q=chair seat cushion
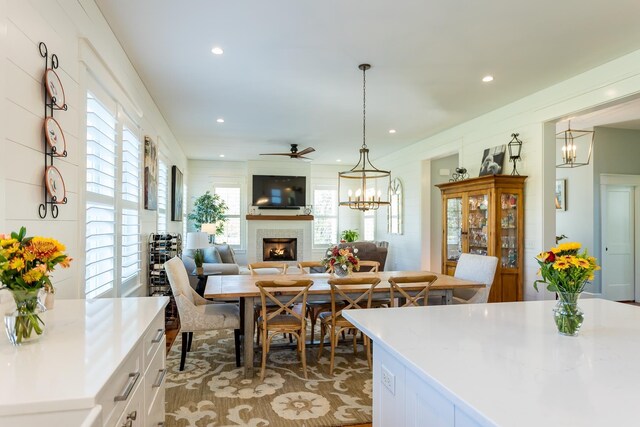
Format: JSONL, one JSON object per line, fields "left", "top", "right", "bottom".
{"left": 258, "top": 314, "right": 303, "bottom": 328}
{"left": 188, "top": 302, "right": 240, "bottom": 331}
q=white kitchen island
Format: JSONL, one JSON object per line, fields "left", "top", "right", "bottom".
{"left": 343, "top": 299, "right": 640, "bottom": 427}
{"left": 0, "top": 297, "right": 168, "bottom": 427}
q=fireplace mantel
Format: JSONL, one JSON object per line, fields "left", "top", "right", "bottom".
{"left": 246, "top": 215, "right": 314, "bottom": 221}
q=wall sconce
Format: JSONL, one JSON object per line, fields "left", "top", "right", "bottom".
{"left": 556, "top": 121, "right": 595, "bottom": 168}
{"left": 508, "top": 133, "right": 523, "bottom": 175}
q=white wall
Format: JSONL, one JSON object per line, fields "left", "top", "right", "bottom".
{"left": 375, "top": 47, "right": 640, "bottom": 300}
{"left": 0, "top": 0, "right": 187, "bottom": 299}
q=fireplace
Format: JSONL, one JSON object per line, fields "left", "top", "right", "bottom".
{"left": 263, "top": 238, "right": 297, "bottom": 261}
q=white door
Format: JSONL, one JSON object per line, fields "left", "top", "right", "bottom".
{"left": 602, "top": 185, "right": 635, "bottom": 301}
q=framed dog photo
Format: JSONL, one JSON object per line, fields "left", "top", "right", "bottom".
{"left": 479, "top": 145, "right": 506, "bottom": 176}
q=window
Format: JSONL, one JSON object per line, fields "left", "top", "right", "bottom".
{"left": 214, "top": 186, "right": 241, "bottom": 246}
{"left": 157, "top": 160, "right": 168, "bottom": 233}
{"left": 314, "top": 187, "right": 338, "bottom": 246}
{"left": 85, "top": 92, "right": 141, "bottom": 298}
{"left": 363, "top": 188, "right": 376, "bottom": 241}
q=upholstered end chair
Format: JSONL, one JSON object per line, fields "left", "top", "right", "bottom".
{"left": 451, "top": 253, "right": 498, "bottom": 304}
{"left": 164, "top": 256, "right": 241, "bottom": 370}
{"left": 338, "top": 241, "right": 388, "bottom": 271}
{"left": 182, "top": 243, "right": 240, "bottom": 275}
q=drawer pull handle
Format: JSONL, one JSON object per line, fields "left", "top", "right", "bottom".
{"left": 151, "top": 328, "right": 165, "bottom": 343}
{"left": 127, "top": 410, "right": 137, "bottom": 421}
{"left": 158, "top": 423, "right": 165, "bottom": 427}
{"left": 152, "top": 368, "right": 168, "bottom": 388}
{"left": 114, "top": 372, "right": 140, "bottom": 402}
{"left": 122, "top": 420, "right": 132, "bottom": 427}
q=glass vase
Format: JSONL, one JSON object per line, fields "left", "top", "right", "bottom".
{"left": 553, "top": 292, "right": 583, "bottom": 336}
{"left": 333, "top": 264, "right": 350, "bottom": 277}
{"left": 4, "top": 288, "right": 46, "bottom": 345}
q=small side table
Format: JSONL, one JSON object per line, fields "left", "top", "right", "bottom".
{"left": 192, "top": 272, "right": 221, "bottom": 296}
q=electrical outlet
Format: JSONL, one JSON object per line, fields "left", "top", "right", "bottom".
{"left": 381, "top": 364, "right": 395, "bottom": 395}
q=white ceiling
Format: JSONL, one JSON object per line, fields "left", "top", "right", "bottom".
{"left": 96, "top": 0, "right": 640, "bottom": 164}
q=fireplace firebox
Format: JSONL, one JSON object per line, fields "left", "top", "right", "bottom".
{"left": 263, "top": 238, "right": 297, "bottom": 261}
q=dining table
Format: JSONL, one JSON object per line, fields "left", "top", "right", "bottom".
{"left": 204, "top": 270, "right": 485, "bottom": 378}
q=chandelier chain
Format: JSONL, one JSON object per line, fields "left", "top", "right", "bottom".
{"left": 362, "top": 65, "right": 366, "bottom": 149}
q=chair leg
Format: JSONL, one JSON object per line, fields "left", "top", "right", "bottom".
{"left": 310, "top": 310, "right": 317, "bottom": 345}
{"left": 187, "top": 332, "right": 193, "bottom": 352}
{"left": 365, "top": 335, "right": 372, "bottom": 369}
{"left": 329, "top": 328, "right": 336, "bottom": 375}
{"left": 234, "top": 329, "right": 241, "bottom": 368}
{"left": 300, "top": 330, "right": 308, "bottom": 379}
{"left": 260, "top": 330, "right": 269, "bottom": 381}
{"left": 352, "top": 331, "right": 357, "bottom": 355}
{"left": 317, "top": 322, "right": 326, "bottom": 360}
{"left": 180, "top": 332, "right": 189, "bottom": 371}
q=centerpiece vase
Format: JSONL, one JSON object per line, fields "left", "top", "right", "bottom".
{"left": 333, "top": 264, "right": 351, "bottom": 277}
{"left": 553, "top": 291, "right": 583, "bottom": 336}
{"left": 4, "top": 288, "right": 46, "bottom": 345}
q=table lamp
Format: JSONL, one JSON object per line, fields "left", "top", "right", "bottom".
{"left": 185, "top": 231, "right": 209, "bottom": 275}
{"left": 200, "top": 223, "right": 217, "bottom": 244}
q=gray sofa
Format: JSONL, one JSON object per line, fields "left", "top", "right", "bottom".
{"left": 182, "top": 244, "right": 240, "bottom": 275}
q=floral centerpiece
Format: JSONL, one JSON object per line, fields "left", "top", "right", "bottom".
{"left": 321, "top": 245, "right": 360, "bottom": 277}
{"left": 534, "top": 241, "right": 599, "bottom": 336}
{"left": 0, "top": 227, "right": 72, "bottom": 344}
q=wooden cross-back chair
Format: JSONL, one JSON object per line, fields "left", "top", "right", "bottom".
{"left": 389, "top": 274, "right": 438, "bottom": 307}
{"left": 317, "top": 276, "right": 381, "bottom": 375}
{"left": 297, "top": 261, "right": 325, "bottom": 274}
{"left": 248, "top": 262, "right": 288, "bottom": 275}
{"left": 256, "top": 279, "right": 314, "bottom": 380}
{"left": 356, "top": 260, "right": 379, "bottom": 272}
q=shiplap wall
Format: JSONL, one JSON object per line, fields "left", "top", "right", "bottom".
{"left": 0, "top": 0, "right": 187, "bottom": 299}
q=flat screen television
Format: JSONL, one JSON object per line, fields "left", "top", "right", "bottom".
{"left": 252, "top": 175, "right": 306, "bottom": 208}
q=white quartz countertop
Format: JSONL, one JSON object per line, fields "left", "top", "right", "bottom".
{"left": 344, "top": 299, "right": 640, "bottom": 427}
{"left": 0, "top": 297, "right": 168, "bottom": 416}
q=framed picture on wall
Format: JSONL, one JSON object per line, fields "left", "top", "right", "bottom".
{"left": 555, "top": 179, "right": 566, "bottom": 211}
{"left": 478, "top": 145, "right": 507, "bottom": 176}
{"left": 144, "top": 136, "right": 158, "bottom": 210}
{"left": 171, "top": 165, "right": 183, "bottom": 221}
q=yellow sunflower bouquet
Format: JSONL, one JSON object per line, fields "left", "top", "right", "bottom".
{"left": 0, "top": 227, "right": 72, "bottom": 344}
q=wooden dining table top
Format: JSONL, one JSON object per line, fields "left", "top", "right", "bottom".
{"left": 203, "top": 270, "right": 484, "bottom": 298}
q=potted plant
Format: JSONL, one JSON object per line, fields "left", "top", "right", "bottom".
{"left": 340, "top": 229, "right": 359, "bottom": 243}
{"left": 187, "top": 191, "right": 229, "bottom": 240}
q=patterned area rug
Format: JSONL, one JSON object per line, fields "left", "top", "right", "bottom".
{"left": 165, "top": 328, "right": 373, "bottom": 426}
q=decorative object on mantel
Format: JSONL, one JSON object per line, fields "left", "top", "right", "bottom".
{"left": 449, "top": 167, "right": 469, "bottom": 182}
{"left": 321, "top": 245, "right": 360, "bottom": 277}
{"left": 507, "top": 133, "right": 523, "bottom": 175}
{"left": 188, "top": 191, "right": 228, "bottom": 240}
{"left": 38, "top": 42, "right": 68, "bottom": 219}
{"left": 556, "top": 121, "right": 595, "bottom": 168}
{"left": 1, "top": 227, "right": 72, "bottom": 345}
{"left": 534, "top": 242, "right": 600, "bottom": 336}
{"left": 338, "top": 64, "right": 391, "bottom": 212}
{"left": 478, "top": 144, "right": 506, "bottom": 176}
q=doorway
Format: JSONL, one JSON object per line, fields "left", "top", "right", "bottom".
{"left": 600, "top": 174, "right": 640, "bottom": 301}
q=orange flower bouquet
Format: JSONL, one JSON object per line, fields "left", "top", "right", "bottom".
{"left": 321, "top": 245, "right": 360, "bottom": 277}
{"left": 0, "top": 227, "right": 72, "bottom": 344}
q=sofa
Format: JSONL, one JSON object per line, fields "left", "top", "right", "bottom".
{"left": 182, "top": 243, "right": 240, "bottom": 275}
{"left": 338, "top": 241, "right": 388, "bottom": 271}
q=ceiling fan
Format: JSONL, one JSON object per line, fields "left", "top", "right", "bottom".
{"left": 260, "top": 144, "right": 315, "bottom": 160}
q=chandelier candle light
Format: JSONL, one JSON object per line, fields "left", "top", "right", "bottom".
{"left": 556, "top": 121, "right": 595, "bottom": 168}
{"left": 338, "top": 64, "right": 391, "bottom": 212}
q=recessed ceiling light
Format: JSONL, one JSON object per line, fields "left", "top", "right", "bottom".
{"left": 219, "top": 154, "right": 225, "bottom": 158}
{"left": 336, "top": 159, "right": 342, "bottom": 162}
{"left": 389, "top": 129, "right": 396, "bottom": 134}
{"left": 482, "top": 75, "right": 494, "bottom": 83}
{"left": 216, "top": 118, "right": 224, "bottom": 123}
{"left": 211, "top": 47, "right": 224, "bottom": 55}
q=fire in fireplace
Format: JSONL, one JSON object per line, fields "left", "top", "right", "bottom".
{"left": 263, "top": 238, "right": 297, "bottom": 261}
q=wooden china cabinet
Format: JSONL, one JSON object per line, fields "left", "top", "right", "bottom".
{"left": 436, "top": 175, "right": 527, "bottom": 302}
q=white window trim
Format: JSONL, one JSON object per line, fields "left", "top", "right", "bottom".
{"left": 212, "top": 179, "right": 246, "bottom": 249}
{"left": 313, "top": 183, "right": 339, "bottom": 248}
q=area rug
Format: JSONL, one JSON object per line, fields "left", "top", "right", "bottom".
{"left": 165, "top": 328, "right": 373, "bottom": 426}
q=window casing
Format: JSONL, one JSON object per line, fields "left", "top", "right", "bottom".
{"left": 213, "top": 186, "right": 241, "bottom": 246}
{"left": 85, "top": 91, "right": 141, "bottom": 298}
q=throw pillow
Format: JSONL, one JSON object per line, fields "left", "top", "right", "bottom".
{"left": 215, "top": 244, "right": 237, "bottom": 264}
{"left": 202, "top": 246, "right": 222, "bottom": 264}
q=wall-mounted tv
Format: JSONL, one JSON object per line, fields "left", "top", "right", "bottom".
{"left": 252, "top": 175, "right": 306, "bottom": 208}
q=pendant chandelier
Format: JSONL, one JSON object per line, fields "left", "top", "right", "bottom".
{"left": 556, "top": 121, "right": 595, "bottom": 168}
{"left": 338, "top": 64, "right": 391, "bottom": 211}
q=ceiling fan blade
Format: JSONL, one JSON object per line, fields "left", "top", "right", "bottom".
{"left": 260, "top": 153, "right": 291, "bottom": 156}
{"left": 297, "top": 156, "right": 313, "bottom": 160}
{"left": 297, "top": 147, "right": 315, "bottom": 156}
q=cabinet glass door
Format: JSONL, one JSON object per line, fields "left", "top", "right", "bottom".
{"left": 467, "top": 194, "right": 488, "bottom": 256}
{"left": 445, "top": 197, "right": 463, "bottom": 261}
{"left": 500, "top": 193, "right": 518, "bottom": 268}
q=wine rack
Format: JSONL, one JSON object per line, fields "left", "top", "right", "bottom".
{"left": 148, "top": 233, "right": 182, "bottom": 324}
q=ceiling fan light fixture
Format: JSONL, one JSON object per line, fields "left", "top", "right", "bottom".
{"left": 338, "top": 64, "right": 391, "bottom": 212}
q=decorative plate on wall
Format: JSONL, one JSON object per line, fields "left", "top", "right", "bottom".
{"left": 45, "top": 68, "right": 66, "bottom": 109}
{"left": 43, "top": 117, "right": 66, "bottom": 155}
{"left": 45, "top": 165, "right": 66, "bottom": 203}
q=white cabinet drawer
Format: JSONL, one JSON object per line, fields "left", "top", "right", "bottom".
{"left": 99, "top": 342, "right": 144, "bottom": 427}
{"left": 144, "top": 336, "right": 166, "bottom": 422}
{"left": 143, "top": 313, "right": 165, "bottom": 368}
{"left": 145, "top": 384, "right": 166, "bottom": 427}
{"left": 114, "top": 378, "right": 144, "bottom": 427}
